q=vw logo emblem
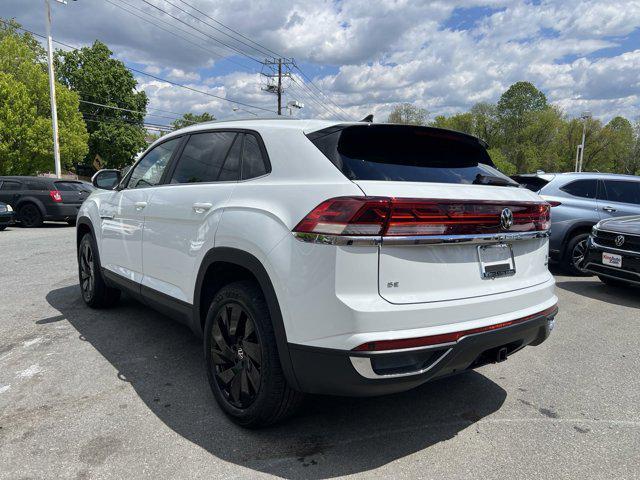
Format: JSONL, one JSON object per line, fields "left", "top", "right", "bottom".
{"left": 615, "top": 235, "right": 625, "bottom": 247}
{"left": 500, "top": 208, "right": 514, "bottom": 230}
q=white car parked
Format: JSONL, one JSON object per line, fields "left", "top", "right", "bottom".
{"left": 78, "top": 118, "right": 558, "bottom": 427}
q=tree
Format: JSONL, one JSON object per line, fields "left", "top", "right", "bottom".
{"left": 387, "top": 103, "right": 429, "bottom": 125}
{"left": 172, "top": 112, "right": 215, "bottom": 130}
{"left": 0, "top": 21, "right": 87, "bottom": 175}
{"left": 55, "top": 41, "right": 148, "bottom": 169}
{"left": 497, "top": 81, "right": 548, "bottom": 131}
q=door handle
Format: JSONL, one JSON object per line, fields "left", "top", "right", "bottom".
{"left": 192, "top": 202, "right": 212, "bottom": 214}
{"left": 135, "top": 201, "right": 148, "bottom": 211}
{"left": 602, "top": 206, "right": 616, "bottom": 213}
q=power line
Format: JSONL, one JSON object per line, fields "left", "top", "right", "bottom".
{"left": 174, "top": 0, "right": 283, "bottom": 59}
{"left": 293, "top": 64, "right": 352, "bottom": 120}
{"left": 78, "top": 99, "right": 195, "bottom": 124}
{"left": 138, "top": 0, "right": 263, "bottom": 65}
{"left": 289, "top": 76, "right": 346, "bottom": 120}
{"left": 105, "top": 0, "right": 254, "bottom": 72}
{"left": 160, "top": 0, "right": 274, "bottom": 59}
{"left": 3, "top": 21, "right": 275, "bottom": 115}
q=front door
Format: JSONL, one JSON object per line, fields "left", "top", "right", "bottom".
{"left": 99, "top": 137, "right": 182, "bottom": 284}
{"left": 598, "top": 179, "right": 640, "bottom": 220}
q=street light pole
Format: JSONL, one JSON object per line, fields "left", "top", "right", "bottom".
{"left": 45, "top": 0, "right": 63, "bottom": 178}
{"left": 577, "top": 111, "right": 591, "bottom": 173}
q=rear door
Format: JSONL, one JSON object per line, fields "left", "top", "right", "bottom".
{"left": 142, "top": 130, "right": 243, "bottom": 303}
{"left": 309, "top": 124, "right": 552, "bottom": 304}
{"left": 599, "top": 179, "right": 640, "bottom": 219}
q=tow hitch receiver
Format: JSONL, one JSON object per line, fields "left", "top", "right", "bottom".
{"left": 496, "top": 347, "right": 508, "bottom": 362}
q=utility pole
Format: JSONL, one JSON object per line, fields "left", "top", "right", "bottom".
{"left": 261, "top": 58, "right": 293, "bottom": 116}
{"left": 45, "top": 0, "right": 62, "bottom": 178}
{"left": 277, "top": 58, "right": 282, "bottom": 115}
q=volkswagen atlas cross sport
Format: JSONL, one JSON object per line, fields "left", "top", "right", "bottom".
{"left": 77, "top": 119, "right": 558, "bottom": 427}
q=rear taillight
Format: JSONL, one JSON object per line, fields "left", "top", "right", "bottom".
{"left": 293, "top": 197, "right": 550, "bottom": 236}
{"left": 49, "top": 190, "right": 62, "bottom": 202}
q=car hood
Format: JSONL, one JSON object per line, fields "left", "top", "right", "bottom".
{"left": 598, "top": 215, "right": 640, "bottom": 235}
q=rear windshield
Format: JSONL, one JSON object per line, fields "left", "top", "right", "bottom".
{"left": 308, "top": 124, "right": 514, "bottom": 185}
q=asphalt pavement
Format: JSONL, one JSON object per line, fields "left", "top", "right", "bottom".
{"left": 1, "top": 224, "right": 639, "bottom": 479}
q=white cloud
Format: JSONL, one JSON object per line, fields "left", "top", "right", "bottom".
{"left": 1, "top": 0, "right": 639, "bottom": 123}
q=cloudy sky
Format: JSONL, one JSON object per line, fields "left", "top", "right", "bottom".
{"left": 2, "top": 0, "right": 640, "bottom": 126}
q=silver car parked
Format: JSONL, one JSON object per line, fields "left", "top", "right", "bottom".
{"left": 512, "top": 172, "right": 640, "bottom": 275}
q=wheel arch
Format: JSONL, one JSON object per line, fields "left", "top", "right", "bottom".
{"left": 561, "top": 221, "right": 595, "bottom": 256}
{"left": 194, "top": 247, "right": 300, "bottom": 390}
{"left": 15, "top": 196, "right": 46, "bottom": 217}
{"left": 76, "top": 216, "right": 96, "bottom": 249}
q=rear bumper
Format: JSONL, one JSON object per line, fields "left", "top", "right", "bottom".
{"left": 44, "top": 204, "right": 80, "bottom": 221}
{"left": 584, "top": 236, "right": 640, "bottom": 285}
{"left": 289, "top": 307, "right": 557, "bottom": 396}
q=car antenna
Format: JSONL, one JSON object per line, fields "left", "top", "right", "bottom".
{"left": 359, "top": 114, "right": 374, "bottom": 123}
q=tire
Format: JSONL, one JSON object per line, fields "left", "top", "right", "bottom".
{"left": 203, "top": 280, "right": 303, "bottom": 428}
{"left": 598, "top": 275, "right": 632, "bottom": 288}
{"left": 78, "top": 233, "right": 121, "bottom": 308}
{"left": 18, "top": 203, "right": 43, "bottom": 228}
{"left": 563, "top": 233, "right": 591, "bottom": 276}
{"left": 0, "top": 225, "right": 6, "bottom": 231}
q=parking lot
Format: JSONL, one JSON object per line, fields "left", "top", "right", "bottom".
{"left": 0, "top": 225, "right": 639, "bottom": 479}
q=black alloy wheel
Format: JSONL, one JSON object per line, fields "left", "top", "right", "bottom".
{"left": 210, "top": 301, "right": 262, "bottom": 408}
{"left": 19, "top": 204, "right": 42, "bottom": 228}
{"left": 570, "top": 238, "right": 588, "bottom": 273}
{"left": 79, "top": 238, "right": 95, "bottom": 303}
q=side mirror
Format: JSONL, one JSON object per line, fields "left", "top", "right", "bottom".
{"left": 91, "top": 169, "right": 121, "bottom": 190}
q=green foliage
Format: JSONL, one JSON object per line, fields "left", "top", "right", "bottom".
{"left": 172, "top": 112, "right": 216, "bottom": 130}
{"left": 55, "top": 41, "right": 148, "bottom": 169}
{"left": 388, "top": 81, "right": 640, "bottom": 176}
{"left": 0, "top": 22, "right": 87, "bottom": 175}
{"left": 387, "top": 103, "right": 429, "bottom": 125}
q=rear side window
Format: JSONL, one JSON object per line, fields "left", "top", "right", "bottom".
{"left": 241, "top": 134, "right": 268, "bottom": 180}
{"left": 308, "top": 125, "right": 510, "bottom": 185}
{"left": 0, "top": 181, "right": 22, "bottom": 191}
{"left": 55, "top": 181, "right": 84, "bottom": 191}
{"left": 603, "top": 180, "right": 640, "bottom": 205}
{"left": 560, "top": 179, "right": 597, "bottom": 199}
{"left": 26, "top": 181, "right": 45, "bottom": 190}
{"left": 170, "top": 132, "right": 238, "bottom": 184}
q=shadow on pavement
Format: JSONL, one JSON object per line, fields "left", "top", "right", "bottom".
{"left": 46, "top": 285, "right": 506, "bottom": 479}
{"left": 555, "top": 278, "right": 640, "bottom": 309}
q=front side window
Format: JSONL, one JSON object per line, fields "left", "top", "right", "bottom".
{"left": 0, "top": 181, "right": 22, "bottom": 191}
{"left": 170, "top": 132, "right": 238, "bottom": 184}
{"left": 603, "top": 180, "right": 640, "bottom": 205}
{"left": 127, "top": 138, "right": 181, "bottom": 189}
{"left": 559, "top": 179, "right": 597, "bottom": 199}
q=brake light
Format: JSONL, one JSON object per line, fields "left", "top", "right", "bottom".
{"left": 352, "top": 304, "right": 558, "bottom": 352}
{"left": 49, "top": 190, "right": 62, "bottom": 202}
{"left": 293, "top": 198, "right": 550, "bottom": 236}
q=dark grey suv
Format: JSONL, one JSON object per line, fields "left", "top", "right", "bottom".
{"left": 512, "top": 172, "right": 640, "bottom": 275}
{"left": 0, "top": 176, "right": 94, "bottom": 227}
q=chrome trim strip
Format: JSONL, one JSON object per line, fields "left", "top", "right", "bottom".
{"left": 292, "top": 232, "right": 381, "bottom": 246}
{"left": 590, "top": 239, "right": 640, "bottom": 257}
{"left": 350, "top": 341, "right": 457, "bottom": 356}
{"left": 349, "top": 348, "right": 452, "bottom": 379}
{"left": 293, "top": 230, "right": 549, "bottom": 246}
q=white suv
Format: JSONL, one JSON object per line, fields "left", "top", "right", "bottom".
{"left": 78, "top": 119, "right": 558, "bottom": 427}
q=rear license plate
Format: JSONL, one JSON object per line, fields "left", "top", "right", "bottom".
{"left": 602, "top": 252, "right": 622, "bottom": 268}
{"left": 478, "top": 244, "right": 516, "bottom": 279}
